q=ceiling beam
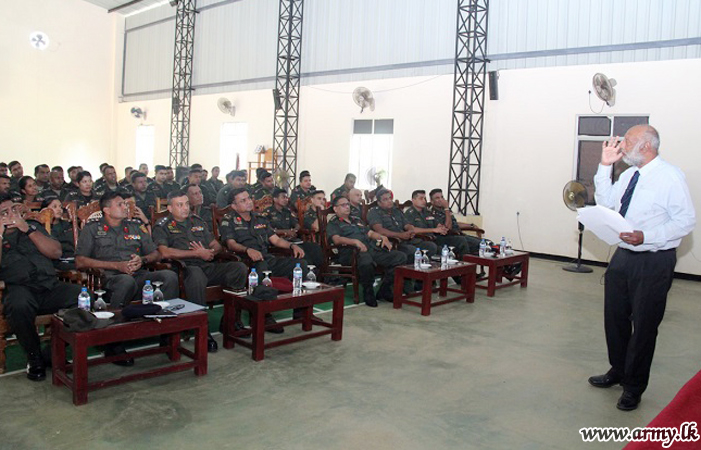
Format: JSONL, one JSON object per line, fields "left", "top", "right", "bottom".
{"left": 107, "top": 0, "right": 147, "bottom": 14}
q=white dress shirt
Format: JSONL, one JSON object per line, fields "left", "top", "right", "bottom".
{"left": 594, "top": 156, "right": 696, "bottom": 252}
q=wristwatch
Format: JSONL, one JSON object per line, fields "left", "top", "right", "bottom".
{"left": 26, "top": 224, "right": 38, "bottom": 235}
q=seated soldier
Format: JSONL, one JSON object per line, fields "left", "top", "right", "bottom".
{"left": 404, "top": 189, "right": 467, "bottom": 256}
{"left": 153, "top": 190, "right": 248, "bottom": 352}
{"left": 43, "top": 196, "right": 76, "bottom": 271}
{"left": 0, "top": 193, "right": 83, "bottom": 381}
{"left": 207, "top": 166, "right": 224, "bottom": 193}
{"left": 41, "top": 169, "right": 71, "bottom": 202}
{"left": 163, "top": 166, "right": 180, "bottom": 196}
{"left": 94, "top": 165, "right": 120, "bottom": 197}
{"left": 75, "top": 191, "right": 179, "bottom": 364}
{"left": 92, "top": 163, "right": 109, "bottom": 193}
{"left": 8, "top": 161, "right": 24, "bottom": 192}
{"left": 147, "top": 165, "right": 170, "bottom": 200}
{"left": 216, "top": 170, "right": 247, "bottom": 209}
{"left": 330, "top": 173, "right": 356, "bottom": 201}
{"left": 130, "top": 172, "right": 157, "bottom": 221}
{"left": 367, "top": 189, "right": 438, "bottom": 263}
{"left": 0, "top": 174, "right": 21, "bottom": 202}
{"left": 18, "top": 176, "right": 40, "bottom": 204}
{"left": 429, "top": 188, "right": 517, "bottom": 279}
{"left": 34, "top": 164, "right": 51, "bottom": 191}
{"left": 428, "top": 188, "right": 481, "bottom": 254}
{"left": 220, "top": 188, "right": 309, "bottom": 333}
{"left": 185, "top": 184, "right": 213, "bottom": 231}
{"left": 348, "top": 188, "right": 364, "bottom": 223}
{"left": 327, "top": 196, "right": 405, "bottom": 307}
{"left": 118, "top": 166, "right": 133, "bottom": 187}
{"left": 65, "top": 171, "right": 96, "bottom": 208}
{"left": 262, "top": 188, "right": 324, "bottom": 269}
{"left": 252, "top": 170, "right": 275, "bottom": 202}
{"left": 289, "top": 170, "right": 316, "bottom": 213}
{"left": 302, "top": 189, "right": 326, "bottom": 233}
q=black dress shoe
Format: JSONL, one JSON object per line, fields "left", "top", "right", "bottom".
{"left": 363, "top": 287, "right": 378, "bottom": 307}
{"left": 26, "top": 352, "right": 46, "bottom": 382}
{"left": 588, "top": 372, "right": 622, "bottom": 388}
{"left": 234, "top": 321, "right": 252, "bottom": 339}
{"left": 377, "top": 284, "right": 394, "bottom": 302}
{"left": 104, "top": 344, "right": 135, "bottom": 367}
{"left": 617, "top": 391, "right": 641, "bottom": 411}
{"left": 265, "top": 314, "right": 284, "bottom": 334}
{"left": 207, "top": 334, "right": 218, "bottom": 353}
{"left": 476, "top": 271, "right": 488, "bottom": 281}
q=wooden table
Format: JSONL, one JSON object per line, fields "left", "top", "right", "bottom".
{"left": 393, "top": 262, "right": 476, "bottom": 316}
{"left": 51, "top": 311, "right": 208, "bottom": 406}
{"left": 222, "top": 284, "right": 344, "bottom": 361}
{"left": 462, "top": 251, "right": 530, "bottom": 297}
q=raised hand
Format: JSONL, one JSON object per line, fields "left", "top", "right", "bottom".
{"left": 601, "top": 136, "right": 623, "bottom": 166}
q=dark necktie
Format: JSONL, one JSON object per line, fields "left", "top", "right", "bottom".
{"left": 619, "top": 171, "right": 640, "bottom": 217}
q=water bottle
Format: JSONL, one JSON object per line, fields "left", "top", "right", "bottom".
{"left": 142, "top": 280, "right": 153, "bottom": 304}
{"left": 248, "top": 268, "right": 259, "bottom": 294}
{"left": 78, "top": 287, "right": 91, "bottom": 311}
{"left": 414, "top": 248, "right": 422, "bottom": 269}
{"left": 293, "top": 263, "right": 303, "bottom": 291}
{"left": 499, "top": 237, "right": 507, "bottom": 258}
{"left": 441, "top": 245, "right": 449, "bottom": 265}
{"left": 479, "top": 239, "right": 487, "bottom": 257}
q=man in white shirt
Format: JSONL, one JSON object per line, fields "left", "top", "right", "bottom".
{"left": 589, "top": 125, "right": 695, "bottom": 411}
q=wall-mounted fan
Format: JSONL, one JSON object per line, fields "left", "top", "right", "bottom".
{"left": 273, "top": 169, "right": 290, "bottom": 189}
{"left": 562, "top": 180, "right": 592, "bottom": 273}
{"left": 130, "top": 107, "right": 146, "bottom": 120}
{"left": 353, "top": 87, "right": 375, "bottom": 113}
{"left": 365, "top": 166, "right": 386, "bottom": 187}
{"left": 217, "top": 98, "right": 236, "bottom": 116}
{"left": 30, "top": 31, "right": 49, "bottom": 50}
{"left": 592, "top": 73, "right": 617, "bottom": 107}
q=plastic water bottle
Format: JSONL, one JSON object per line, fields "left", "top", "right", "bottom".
{"left": 248, "top": 268, "right": 258, "bottom": 294}
{"left": 479, "top": 239, "right": 487, "bottom": 257}
{"left": 293, "top": 263, "right": 303, "bottom": 291}
{"left": 441, "top": 245, "right": 449, "bottom": 265}
{"left": 414, "top": 248, "right": 422, "bottom": 269}
{"left": 499, "top": 237, "right": 507, "bottom": 258}
{"left": 142, "top": 280, "right": 153, "bottom": 304}
{"left": 78, "top": 287, "right": 91, "bottom": 311}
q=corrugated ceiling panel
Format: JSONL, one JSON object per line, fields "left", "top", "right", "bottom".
{"left": 119, "top": 0, "right": 701, "bottom": 99}
{"left": 123, "top": 19, "right": 174, "bottom": 96}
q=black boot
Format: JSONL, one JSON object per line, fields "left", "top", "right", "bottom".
{"left": 377, "top": 283, "right": 394, "bottom": 302}
{"left": 207, "top": 333, "right": 218, "bottom": 353}
{"left": 363, "top": 285, "right": 377, "bottom": 307}
{"left": 265, "top": 314, "right": 284, "bottom": 334}
{"left": 26, "top": 352, "right": 46, "bottom": 382}
{"left": 104, "top": 343, "right": 135, "bottom": 367}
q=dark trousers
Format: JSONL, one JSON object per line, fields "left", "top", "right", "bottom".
{"left": 104, "top": 269, "right": 180, "bottom": 307}
{"left": 604, "top": 248, "right": 676, "bottom": 395}
{"left": 182, "top": 261, "right": 248, "bottom": 305}
{"left": 253, "top": 255, "right": 308, "bottom": 279}
{"left": 397, "top": 240, "right": 438, "bottom": 264}
{"left": 300, "top": 241, "right": 324, "bottom": 269}
{"left": 339, "top": 247, "right": 406, "bottom": 289}
{"left": 2, "top": 282, "right": 83, "bottom": 356}
{"left": 435, "top": 235, "right": 471, "bottom": 257}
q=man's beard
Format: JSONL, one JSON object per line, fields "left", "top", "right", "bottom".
{"left": 622, "top": 141, "right": 645, "bottom": 166}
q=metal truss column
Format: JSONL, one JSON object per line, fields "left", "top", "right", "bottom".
{"left": 272, "top": 0, "right": 304, "bottom": 189}
{"left": 169, "top": 0, "right": 197, "bottom": 169}
{"left": 448, "top": 0, "right": 489, "bottom": 215}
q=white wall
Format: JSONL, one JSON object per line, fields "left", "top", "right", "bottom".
{"left": 0, "top": 0, "right": 117, "bottom": 175}
{"left": 481, "top": 58, "right": 701, "bottom": 275}
{"left": 114, "top": 58, "right": 701, "bottom": 276}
